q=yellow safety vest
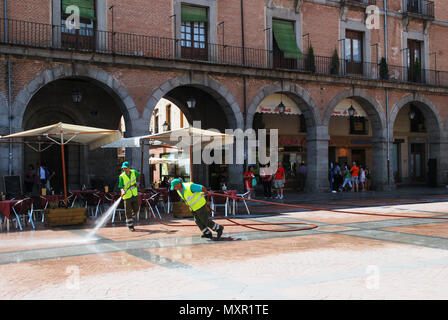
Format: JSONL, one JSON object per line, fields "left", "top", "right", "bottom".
{"left": 177, "top": 182, "right": 206, "bottom": 212}
{"left": 120, "top": 170, "right": 138, "bottom": 200}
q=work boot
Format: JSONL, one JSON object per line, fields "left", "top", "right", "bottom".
{"left": 217, "top": 225, "right": 224, "bottom": 239}
{"left": 201, "top": 231, "right": 213, "bottom": 239}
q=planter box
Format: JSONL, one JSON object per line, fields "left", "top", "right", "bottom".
{"left": 44, "top": 207, "right": 87, "bottom": 227}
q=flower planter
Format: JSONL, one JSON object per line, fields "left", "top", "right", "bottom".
{"left": 44, "top": 207, "right": 87, "bottom": 227}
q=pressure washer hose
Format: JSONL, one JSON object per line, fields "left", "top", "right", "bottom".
{"left": 146, "top": 191, "right": 448, "bottom": 233}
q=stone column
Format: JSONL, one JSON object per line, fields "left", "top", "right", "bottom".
{"left": 429, "top": 137, "right": 448, "bottom": 186}
{"left": 126, "top": 118, "right": 150, "bottom": 189}
{"left": 371, "top": 137, "right": 394, "bottom": 191}
{"left": 305, "top": 126, "right": 330, "bottom": 193}
{"left": 52, "top": 0, "right": 61, "bottom": 48}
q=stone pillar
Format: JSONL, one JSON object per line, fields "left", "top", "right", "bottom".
{"left": 52, "top": 0, "right": 61, "bottom": 48}
{"left": 126, "top": 118, "right": 150, "bottom": 189}
{"left": 371, "top": 137, "right": 394, "bottom": 191}
{"left": 305, "top": 126, "right": 330, "bottom": 193}
{"left": 429, "top": 137, "right": 448, "bottom": 186}
{"left": 96, "top": 0, "right": 107, "bottom": 52}
{"left": 440, "top": 139, "right": 448, "bottom": 186}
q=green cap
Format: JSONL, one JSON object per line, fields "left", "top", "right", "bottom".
{"left": 122, "top": 161, "right": 130, "bottom": 169}
{"left": 170, "top": 178, "right": 182, "bottom": 190}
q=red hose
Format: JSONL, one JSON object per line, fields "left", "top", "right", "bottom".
{"left": 208, "top": 191, "right": 448, "bottom": 221}
{"left": 146, "top": 192, "right": 448, "bottom": 234}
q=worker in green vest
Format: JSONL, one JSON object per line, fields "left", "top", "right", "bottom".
{"left": 119, "top": 161, "right": 140, "bottom": 232}
{"left": 171, "top": 178, "right": 224, "bottom": 239}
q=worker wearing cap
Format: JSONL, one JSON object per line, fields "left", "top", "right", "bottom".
{"left": 118, "top": 161, "right": 140, "bottom": 232}
{"left": 171, "top": 178, "right": 223, "bottom": 239}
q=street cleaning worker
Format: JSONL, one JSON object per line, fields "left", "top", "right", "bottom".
{"left": 171, "top": 178, "right": 224, "bottom": 239}
{"left": 118, "top": 161, "right": 140, "bottom": 232}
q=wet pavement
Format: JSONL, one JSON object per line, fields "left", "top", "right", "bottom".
{"left": 1, "top": 187, "right": 448, "bottom": 300}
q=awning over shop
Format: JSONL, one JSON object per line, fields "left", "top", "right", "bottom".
{"left": 332, "top": 99, "right": 367, "bottom": 117}
{"left": 256, "top": 93, "right": 301, "bottom": 115}
{"left": 0, "top": 122, "right": 121, "bottom": 151}
{"left": 62, "top": 0, "right": 96, "bottom": 20}
{"left": 272, "top": 19, "right": 303, "bottom": 59}
{"left": 181, "top": 5, "right": 208, "bottom": 22}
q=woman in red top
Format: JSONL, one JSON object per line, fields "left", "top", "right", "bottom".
{"left": 243, "top": 166, "right": 256, "bottom": 199}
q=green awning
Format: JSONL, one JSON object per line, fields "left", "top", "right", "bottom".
{"left": 272, "top": 19, "right": 303, "bottom": 59}
{"left": 62, "top": 0, "right": 95, "bottom": 20}
{"left": 181, "top": 5, "right": 208, "bottom": 22}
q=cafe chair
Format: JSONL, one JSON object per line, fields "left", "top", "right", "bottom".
{"left": 234, "top": 190, "right": 251, "bottom": 215}
{"left": 143, "top": 193, "right": 162, "bottom": 221}
{"left": 12, "top": 198, "right": 35, "bottom": 231}
{"left": 210, "top": 191, "right": 230, "bottom": 217}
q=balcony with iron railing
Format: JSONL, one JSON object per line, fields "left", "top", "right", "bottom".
{"left": 403, "top": 0, "right": 434, "bottom": 20}
{"left": 341, "top": 0, "right": 377, "bottom": 7}
{"left": 0, "top": 18, "right": 447, "bottom": 88}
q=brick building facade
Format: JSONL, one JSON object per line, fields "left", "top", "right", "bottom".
{"left": 0, "top": 0, "right": 447, "bottom": 193}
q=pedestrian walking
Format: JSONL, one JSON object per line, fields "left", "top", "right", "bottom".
{"left": 260, "top": 164, "right": 273, "bottom": 199}
{"left": 342, "top": 164, "right": 352, "bottom": 191}
{"left": 360, "top": 166, "right": 366, "bottom": 191}
{"left": 118, "top": 161, "right": 141, "bottom": 232}
{"left": 243, "top": 166, "right": 256, "bottom": 199}
{"left": 334, "top": 163, "right": 342, "bottom": 192}
{"left": 298, "top": 162, "right": 307, "bottom": 191}
{"left": 350, "top": 161, "right": 359, "bottom": 192}
{"left": 171, "top": 178, "right": 224, "bottom": 239}
{"left": 273, "top": 162, "right": 286, "bottom": 199}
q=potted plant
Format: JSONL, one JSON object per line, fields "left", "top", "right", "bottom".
{"left": 305, "top": 44, "right": 316, "bottom": 73}
{"left": 379, "top": 57, "right": 389, "bottom": 80}
{"left": 330, "top": 49, "right": 340, "bottom": 75}
{"left": 413, "top": 58, "right": 422, "bottom": 82}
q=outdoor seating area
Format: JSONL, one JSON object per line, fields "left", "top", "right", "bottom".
{"left": 0, "top": 187, "right": 173, "bottom": 232}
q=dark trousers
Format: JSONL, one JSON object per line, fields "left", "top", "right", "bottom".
{"left": 124, "top": 195, "right": 139, "bottom": 227}
{"left": 262, "top": 180, "right": 272, "bottom": 198}
{"left": 192, "top": 205, "right": 221, "bottom": 235}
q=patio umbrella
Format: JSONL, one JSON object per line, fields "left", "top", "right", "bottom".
{"left": 141, "top": 127, "right": 235, "bottom": 181}
{"left": 149, "top": 157, "right": 178, "bottom": 165}
{"left": 0, "top": 122, "right": 121, "bottom": 206}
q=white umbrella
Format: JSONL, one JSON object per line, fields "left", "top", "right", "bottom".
{"left": 149, "top": 157, "right": 178, "bottom": 165}
{"left": 0, "top": 122, "right": 121, "bottom": 206}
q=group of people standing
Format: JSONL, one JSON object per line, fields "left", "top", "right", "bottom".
{"left": 243, "top": 162, "right": 292, "bottom": 200}
{"left": 330, "top": 161, "right": 371, "bottom": 192}
{"left": 24, "top": 163, "right": 55, "bottom": 194}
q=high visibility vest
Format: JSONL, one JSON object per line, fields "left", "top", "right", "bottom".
{"left": 177, "top": 182, "right": 206, "bottom": 212}
{"left": 120, "top": 170, "right": 138, "bottom": 200}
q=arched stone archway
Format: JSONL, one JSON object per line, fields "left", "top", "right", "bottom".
{"left": 145, "top": 74, "right": 244, "bottom": 189}
{"left": 12, "top": 65, "right": 137, "bottom": 132}
{"left": 8, "top": 65, "right": 142, "bottom": 190}
{"left": 246, "top": 82, "right": 327, "bottom": 192}
{"left": 145, "top": 74, "right": 244, "bottom": 130}
{"left": 324, "top": 89, "right": 390, "bottom": 190}
{"left": 390, "top": 94, "right": 447, "bottom": 186}
{"left": 246, "top": 81, "right": 321, "bottom": 130}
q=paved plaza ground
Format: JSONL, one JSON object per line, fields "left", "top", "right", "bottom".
{"left": 1, "top": 187, "right": 448, "bottom": 300}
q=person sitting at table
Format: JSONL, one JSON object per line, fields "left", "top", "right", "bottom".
{"left": 118, "top": 161, "right": 141, "bottom": 232}
{"left": 159, "top": 176, "right": 170, "bottom": 189}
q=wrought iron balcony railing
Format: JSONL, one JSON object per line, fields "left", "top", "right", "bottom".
{"left": 0, "top": 18, "right": 446, "bottom": 87}
{"left": 404, "top": 0, "right": 434, "bottom": 19}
